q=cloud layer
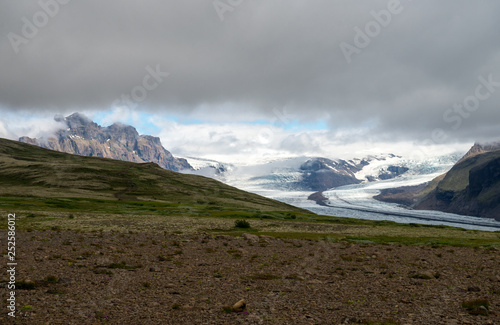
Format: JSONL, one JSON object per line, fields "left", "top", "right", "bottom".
{"left": 1, "top": 0, "right": 500, "bottom": 143}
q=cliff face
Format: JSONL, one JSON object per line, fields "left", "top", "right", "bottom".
{"left": 19, "top": 113, "right": 192, "bottom": 172}
{"left": 415, "top": 148, "right": 500, "bottom": 221}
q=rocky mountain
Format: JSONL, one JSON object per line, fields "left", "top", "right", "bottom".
{"left": 457, "top": 141, "right": 500, "bottom": 163}
{"left": 415, "top": 147, "right": 500, "bottom": 221}
{"left": 19, "top": 113, "right": 192, "bottom": 172}
{"left": 297, "top": 158, "right": 363, "bottom": 191}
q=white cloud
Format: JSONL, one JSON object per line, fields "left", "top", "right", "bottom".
{"left": 0, "top": 119, "right": 12, "bottom": 139}
{"left": 151, "top": 116, "right": 472, "bottom": 164}
{"left": 0, "top": 110, "right": 472, "bottom": 164}
{"left": 1, "top": 1, "right": 500, "bottom": 143}
{"left": 0, "top": 110, "right": 66, "bottom": 141}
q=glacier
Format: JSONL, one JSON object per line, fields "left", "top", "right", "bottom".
{"left": 184, "top": 153, "right": 500, "bottom": 231}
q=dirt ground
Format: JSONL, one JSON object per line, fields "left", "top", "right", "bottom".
{"left": 1, "top": 230, "right": 499, "bottom": 324}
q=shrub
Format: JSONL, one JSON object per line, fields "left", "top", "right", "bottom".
{"left": 234, "top": 220, "right": 250, "bottom": 229}
{"left": 462, "top": 299, "right": 489, "bottom": 316}
{"left": 16, "top": 280, "right": 36, "bottom": 290}
{"left": 107, "top": 261, "right": 142, "bottom": 270}
{"left": 45, "top": 275, "right": 59, "bottom": 283}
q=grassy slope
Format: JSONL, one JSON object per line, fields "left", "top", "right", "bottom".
{"left": 433, "top": 150, "right": 500, "bottom": 194}
{"left": 0, "top": 138, "right": 305, "bottom": 213}
{"left": 1, "top": 138, "right": 499, "bottom": 247}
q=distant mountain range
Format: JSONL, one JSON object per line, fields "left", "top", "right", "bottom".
{"left": 193, "top": 155, "right": 412, "bottom": 193}
{"left": 19, "top": 113, "right": 192, "bottom": 172}
{"left": 289, "top": 155, "right": 409, "bottom": 191}
{"left": 18, "top": 113, "right": 412, "bottom": 192}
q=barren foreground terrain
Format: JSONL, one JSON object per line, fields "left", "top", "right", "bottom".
{"left": 2, "top": 229, "right": 499, "bottom": 324}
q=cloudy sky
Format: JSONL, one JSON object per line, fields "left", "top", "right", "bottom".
{"left": 1, "top": 0, "right": 499, "bottom": 161}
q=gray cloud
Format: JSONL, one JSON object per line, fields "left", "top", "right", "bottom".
{"left": 1, "top": 0, "right": 499, "bottom": 143}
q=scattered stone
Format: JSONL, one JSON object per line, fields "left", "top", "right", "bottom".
{"left": 241, "top": 233, "right": 259, "bottom": 243}
{"left": 468, "top": 286, "right": 481, "bottom": 292}
{"left": 235, "top": 248, "right": 248, "bottom": 256}
{"left": 307, "top": 279, "right": 323, "bottom": 285}
{"left": 409, "top": 271, "right": 435, "bottom": 280}
{"left": 232, "top": 299, "right": 246, "bottom": 312}
{"left": 8, "top": 228, "right": 500, "bottom": 324}
{"left": 246, "top": 314, "right": 263, "bottom": 323}
{"left": 59, "top": 278, "right": 73, "bottom": 285}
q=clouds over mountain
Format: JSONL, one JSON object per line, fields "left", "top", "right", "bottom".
{"left": 1, "top": 0, "right": 500, "bottom": 143}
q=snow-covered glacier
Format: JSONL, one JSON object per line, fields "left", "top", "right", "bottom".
{"left": 184, "top": 153, "right": 500, "bottom": 231}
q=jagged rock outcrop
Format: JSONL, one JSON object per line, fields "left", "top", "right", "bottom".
{"left": 19, "top": 113, "right": 192, "bottom": 172}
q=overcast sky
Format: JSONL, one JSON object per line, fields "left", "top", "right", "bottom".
{"left": 1, "top": 0, "right": 499, "bottom": 160}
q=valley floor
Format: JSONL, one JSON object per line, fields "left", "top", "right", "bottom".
{"left": 2, "top": 229, "right": 499, "bottom": 324}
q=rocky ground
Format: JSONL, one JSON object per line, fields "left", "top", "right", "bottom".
{"left": 1, "top": 229, "right": 499, "bottom": 324}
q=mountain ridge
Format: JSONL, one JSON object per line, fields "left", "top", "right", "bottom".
{"left": 457, "top": 141, "right": 500, "bottom": 163}
{"left": 19, "top": 113, "right": 192, "bottom": 172}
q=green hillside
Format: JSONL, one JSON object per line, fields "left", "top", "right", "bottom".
{"left": 0, "top": 138, "right": 306, "bottom": 214}
{"left": 416, "top": 149, "right": 500, "bottom": 221}
{"left": 437, "top": 150, "right": 500, "bottom": 193}
{"left": 1, "top": 138, "right": 498, "bottom": 247}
